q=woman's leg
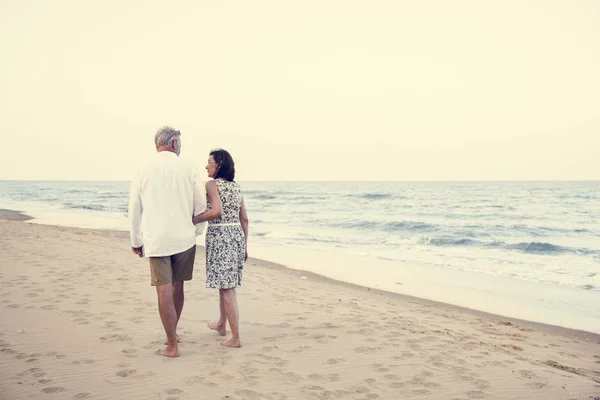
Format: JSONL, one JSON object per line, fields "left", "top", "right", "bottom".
{"left": 221, "top": 288, "right": 241, "bottom": 347}
{"left": 207, "top": 290, "right": 227, "bottom": 336}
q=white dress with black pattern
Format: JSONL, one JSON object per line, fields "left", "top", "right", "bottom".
{"left": 205, "top": 179, "right": 245, "bottom": 289}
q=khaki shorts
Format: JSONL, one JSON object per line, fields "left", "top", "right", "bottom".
{"left": 149, "top": 245, "right": 196, "bottom": 286}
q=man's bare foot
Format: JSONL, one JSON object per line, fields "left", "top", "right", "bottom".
{"left": 164, "top": 334, "right": 181, "bottom": 345}
{"left": 155, "top": 347, "right": 180, "bottom": 357}
{"left": 208, "top": 321, "right": 226, "bottom": 336}
{"left": 220, "top": 338, "right": 241, "bottom": 348}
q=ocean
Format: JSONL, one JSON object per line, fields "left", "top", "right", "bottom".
{"left": 1, "top": 180, "right": 599, "bottom": 332}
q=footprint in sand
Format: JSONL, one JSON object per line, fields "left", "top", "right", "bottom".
{"left": 116, "top": 369, "right": 136, "bottom": 377}
{"left": 100, "top": 334, "right": 131, "bottom": 342}
{"left": 326, "top": 358, "right": 345, "bottom": 365}
{"left": 242, "top": 375, "right": 261, "bottom": 387}
{"left": 71, "top": 359, "right": 95, "bottom": 365}
{"left": 262, "top": 334, "right": 288, "bottom": 342}
{"left": 292, "top": 345, "right": 312, "bottom": 353}
{"left": 73, "top": 392, "right": 91, "bottom": 399}
{"left": 384, "top": 374, "right": 402, "bottom": 382}
{"left": 472, "top": 379, "right": 491, "bottom": 390}
{"left": 165, "top": 388, "right": 183, "bottom": 395}
{"left": 41, "top": 387, "right": 66, "bottom": 393}
{"left": 355, "top": 346, "right": 378, "bottom": 354}
{"left": 208, "top": 371, "right": 235, "bottom": 380}
{"left": 519, "top": 370, "right": 538, "bottom": 379}
{"left": 247, "top": 353, "right": 288, "bottom": 367}
{"left": 121, "top": 348, "right": 138, "bottom": 358}
{"left": 268, "top": 368, "right": 302, "bottom": 383}
{"left": 18, "top": 367, "right": 43, "bottom": 377}
{"left": 467, "top": 390, "right": 486, "bottom": 399}
{"left": 526, "top": 381, "right": 547, "bottom": 389}
{"left": 234, "top": 389, "right": 266, "bottom": 398}
{"left": 349, "top": 386, "right": 371, "bottom": 394}
{"left": 308, "top": 373, "right": 341, "bottom": 382}
{"left": 301, "top": 385, "right": 339, "bottom": 399}
{"left": 185, "top": 375, "right": 218, "bottom": 387}
{"left": 185, "top": 375, "right": 205, "bottom": 385}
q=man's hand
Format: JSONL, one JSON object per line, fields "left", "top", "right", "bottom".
{"left": 132, "top": 246, "right": 144, "bottom": 258}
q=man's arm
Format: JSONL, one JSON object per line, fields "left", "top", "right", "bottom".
{"left": 128, "top": 171, "right": 144, "bottom": 255}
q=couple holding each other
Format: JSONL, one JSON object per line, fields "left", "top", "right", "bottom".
{"left": 128, "top": 126, "right": 249, "bottom": 357}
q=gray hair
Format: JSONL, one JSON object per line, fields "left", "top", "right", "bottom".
{"left": 154, "top": 126, "right": 181, "bottom": 148}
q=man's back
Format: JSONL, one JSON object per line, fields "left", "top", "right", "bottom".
{"left": 129, "top": 151, "right": 205, "bottom": 257}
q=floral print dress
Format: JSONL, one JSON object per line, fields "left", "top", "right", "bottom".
{"left": 205, "top": 179, "right": 245, "bottom": 289}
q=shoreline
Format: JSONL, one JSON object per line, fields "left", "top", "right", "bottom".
{"left": 0, "top": 209, "right": 33, "bottom": 221}
{"left": 3, "top": 209, "right": 598, "bottom": 341}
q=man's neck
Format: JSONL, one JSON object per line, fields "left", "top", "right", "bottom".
{"left": 157, "top": 146, "right": 175, "bottom": 153}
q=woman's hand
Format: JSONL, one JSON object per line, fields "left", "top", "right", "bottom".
{"left": 192, "top": 211, "right": 205, "bottom": 225}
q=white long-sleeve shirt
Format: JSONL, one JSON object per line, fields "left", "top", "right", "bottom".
{"left": 128, "top": 151, "right": 206, "bottom": 257}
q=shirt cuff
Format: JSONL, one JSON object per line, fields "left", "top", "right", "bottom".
{"left": 194, "top": 221, "right": 206, "bottom": 236}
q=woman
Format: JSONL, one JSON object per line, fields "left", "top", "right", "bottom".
{"left": 192, "top": 149, "right": 248, "bottom": 348}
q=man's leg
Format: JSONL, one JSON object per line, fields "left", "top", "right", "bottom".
{"left": 156, "top": 283, "right": 180, "bottom": 357}
{"left": 172, "top": 280, "right": 184, "bottom": 322}
{"left": 208, "top": 290, "right": 227, "bottom": 336}
{"left": 163, "top": 281, "right": 183, "bottom": 345}
{"left": 167, "top": 245, "right": 196, "bottom": 344}
{"left": 150, "top": 256, "right": 180, "bottom": 357}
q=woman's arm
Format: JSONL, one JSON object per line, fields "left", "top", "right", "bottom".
{"left": 239, "top": 197, "right": 249, "bottom": 261}
{"left": 192, "top": 181, "right": 223, "bottom": 224}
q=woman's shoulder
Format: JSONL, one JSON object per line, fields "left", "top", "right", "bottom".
{"left": 219, "top": 179, "right": 240, "bottom": 186}
{"left": 210, "top": 179, "right": 237, "bottom": 189}
{"left": 205, "top": 179, "right": 219, "bottom": 189}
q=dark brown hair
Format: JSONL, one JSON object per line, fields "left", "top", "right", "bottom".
{"left": 210, "top": 149, "right": 235, "bottom": 181}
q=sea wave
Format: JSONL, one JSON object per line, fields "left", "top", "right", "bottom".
{"left": 419, "top": 236, "right": 599, "bottom": 256}
{"left": 63, "top": 203, "right": 127, "bottom": 213}
{"left": 345, "top": 193, "right": 393, "bottom": 200}
{"left": 329, "top": 219, "right": 438, "bottom": 232}
{"left": 580, "top": 284, "right": 599, "bottom": 291}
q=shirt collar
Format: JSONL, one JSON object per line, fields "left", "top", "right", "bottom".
{"left": 157, "top": 150, "right": 177, "bottom": 157}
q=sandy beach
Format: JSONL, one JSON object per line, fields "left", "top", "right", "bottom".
{"left": 0, "top": 217, "right": 599, "bottom": 400}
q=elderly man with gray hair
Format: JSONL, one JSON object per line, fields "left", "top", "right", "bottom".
{"left": 128, "top": 126, "right": 206, "bottom": 357}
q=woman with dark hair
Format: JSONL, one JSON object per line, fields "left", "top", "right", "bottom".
{"left": 192, "top": 149, "right": 248, "bottom": 348}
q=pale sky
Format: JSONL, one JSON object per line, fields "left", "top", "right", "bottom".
{"left": 1, "top": 0, "right": 599, "bottom": 181}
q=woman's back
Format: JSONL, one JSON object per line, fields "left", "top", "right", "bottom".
{"left": 208, "top": 179, "right": 242, "bottom": 224}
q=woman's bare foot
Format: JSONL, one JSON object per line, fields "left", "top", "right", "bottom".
{"left": 208, "top": 321, "right": 226, "bottom": 336}
{"left": 220, "top": 338, "right": 241, "bottom": 348}
{"left": 164, "top": 334, "right": 181, "bottom": 345}
{"left": 155, "top": 347, "right": 180, "bottom": 357}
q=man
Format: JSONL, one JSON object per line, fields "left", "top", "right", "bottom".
{"left": 128, "top": 126, "right": 206, "bottom": 357}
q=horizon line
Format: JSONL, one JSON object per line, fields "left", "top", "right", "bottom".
{"left": 0, "top": 179, "right": 598, "bottom": 183}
